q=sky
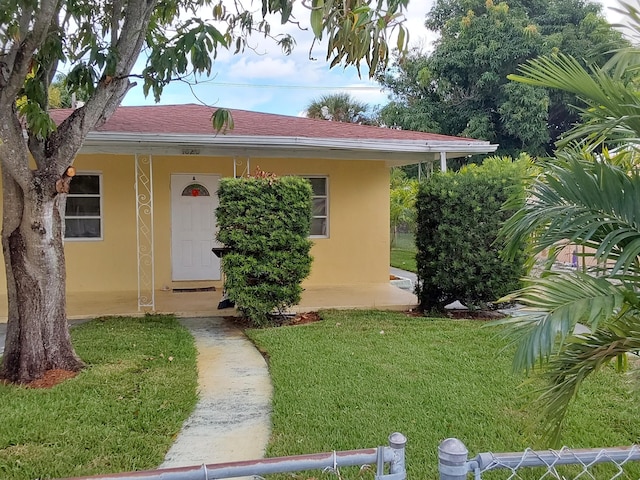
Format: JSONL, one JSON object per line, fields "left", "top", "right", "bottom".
{"left": 120, "top": 0, "right": 627, "bottom": 118}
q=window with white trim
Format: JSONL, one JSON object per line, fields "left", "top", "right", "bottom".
{"left": 304, "top": 176, "right": 328, "bottom": 237}
{"left": 65, "top": 174, "right": 102, "bottom": 239}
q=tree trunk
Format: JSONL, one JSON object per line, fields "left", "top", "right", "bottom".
{"left": 1, "top": 168, "right": 84, "bottom": 383}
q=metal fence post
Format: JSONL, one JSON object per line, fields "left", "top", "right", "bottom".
{"left": 438, "top": 438, "right": 469, "bottom": 480}
{"left": 388, "top": 432, "right": 407, "bottom": 479}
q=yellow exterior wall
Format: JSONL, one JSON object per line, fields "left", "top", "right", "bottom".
{"left": 0, "top": 154, "right": 391, "bottom": 293}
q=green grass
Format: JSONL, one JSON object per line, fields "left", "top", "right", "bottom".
{"left": 391, "top": 233, "right": 417, "bottom": 272}
{"left": 391, "top": 232, "right": 416, "bottom": 251}
{"left": 0, "top": 315, "right": 198, "bottom": 480}
{"left": 390, "top": 249, "right": 417, "bottom": 273}
{"left": 247, "top": 310, "right": 640, "bottom": 479}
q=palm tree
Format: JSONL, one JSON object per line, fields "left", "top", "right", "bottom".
{"left": 305, "top": 93, "right": 371, "bottom": 124}
{"left": 499, "top": 0, "right": 640, "bottom": 444}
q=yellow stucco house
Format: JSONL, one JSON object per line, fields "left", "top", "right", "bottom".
{"left": 1, "top": 104, "right": 496, "bottom": 318}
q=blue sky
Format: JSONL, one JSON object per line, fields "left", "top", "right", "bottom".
{"left": 121, "top": 0, "right": 624, "bottom": 117}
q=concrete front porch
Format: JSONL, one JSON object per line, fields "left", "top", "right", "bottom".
{"left": 0, "top": 284, "right": 417, "bottom": 322}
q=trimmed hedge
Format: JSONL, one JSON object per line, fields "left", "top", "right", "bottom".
{"left": 416, "top": 156, "right": 528, "bottom": 311}
{"left": 216, "top": 176, "right": 313, "bottom": 326}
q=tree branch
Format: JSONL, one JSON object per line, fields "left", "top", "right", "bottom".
{"left": 0, "top": 105, "right": 35, "bottom": 190}
{"left": 0, "top": 0, "right": 59, "bottom": 107}
{"left": 47, "top": 0, "right": 159, "bottom": 174}
{"left": 111, "top": 0, "right": 122, "bottom": 47}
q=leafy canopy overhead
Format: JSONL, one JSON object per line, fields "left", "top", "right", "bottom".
{"left": 376, "top": 0, "right": 626, "bottom": 156}
{"left": 0, "top": 0, "right": 411, "bottom": 140}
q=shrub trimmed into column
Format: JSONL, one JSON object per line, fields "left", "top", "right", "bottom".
{"left": 416, "top": 156, "right": 528, "bottom": 311}
{"left": 217, "top": 175, "right": 313, "bottom": 326}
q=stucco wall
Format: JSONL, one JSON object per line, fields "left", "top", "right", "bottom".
{"left": 0, "top": 154, "right": 390, "bottom": 293}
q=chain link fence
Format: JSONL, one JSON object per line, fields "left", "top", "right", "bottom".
{"left": 58, "top": 433, "right": 406, "bottom": 480}
{"left": 54, "top": 432, "right": 640, "bottom": 480}
{"left": 439, "top": 438, "right": 640, "bottom": 480}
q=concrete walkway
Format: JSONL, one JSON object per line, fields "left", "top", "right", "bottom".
{"left": 160, "top": 317, "right": 272, "bottom": 468}
{"left": 390, "top": 267, "right": 417, "bottom": 286}
{"left": 0, "top": 317, "right": 272, "bottom": 468}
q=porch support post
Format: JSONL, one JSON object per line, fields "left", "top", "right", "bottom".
{"left": 440, "top": 151, "right": 447, "bottom": 172}
{"left": 135, "top": 154, "right": 155, "bottom": 311}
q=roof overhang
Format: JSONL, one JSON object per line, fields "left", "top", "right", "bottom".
{"left": 80, "top": 132, "right": 498, "bottom": 167}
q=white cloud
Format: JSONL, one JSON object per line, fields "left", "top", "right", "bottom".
{"left": 226, "top": 56, "right": 306, "bottom": 80}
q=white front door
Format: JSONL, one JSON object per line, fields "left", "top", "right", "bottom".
{"left": 171, "top": 174, "right": 221, "bottom": 281}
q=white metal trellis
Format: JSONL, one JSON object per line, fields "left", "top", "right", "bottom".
{"left": 135, "top": 154, "right": 155, "bottom": 311}
{"left": 233, "top": 157, "right": 250, "bottom": 178}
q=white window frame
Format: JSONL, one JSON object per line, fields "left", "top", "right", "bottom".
{"left": 303, "top": 176, "right": 329, "bottom": 239}
{"left": 64, "top": 172, "right": 103, "bottom": 241}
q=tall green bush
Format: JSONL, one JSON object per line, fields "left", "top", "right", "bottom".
{"left": 216, "top": 176, "right": 313, "bottom": 326}
{"left": 416, "top": 156, "right": 528, "bottom": 311}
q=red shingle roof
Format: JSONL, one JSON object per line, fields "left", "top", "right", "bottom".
{"left": 50, "top": 104, "right": 480, "bottom": 143}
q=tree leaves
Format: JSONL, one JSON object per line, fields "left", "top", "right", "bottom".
{"left": 509, "top": 52, "right": 640, "bottom": 150}
{"left": 3, "top": 0, "right": 410, "bottom": 143}
{"left": 310, "top": 0, "right": 325, "bottom": 37}
{"left": 501, "top": 156, "right": 640, "bottom": 276}
{"left": 497, "top": 272, "right": 627, "bottom": 371}
{"left": 211, "top": 108, "right": 234, "bottom": 133}
{"left": 377, "top": 0, "right": 626, "bottom": 156}
{"left": 304, "top": 93, "right": 371, "bottom": 123}
{"left": 142, "top": 18, "right": 228, "bottom": 102}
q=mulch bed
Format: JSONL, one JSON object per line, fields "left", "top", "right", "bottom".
{"left": 445, "top": 309, "right": 505, "bottom": 320}
{"left": 226, "top": 311, "right": 323, "bottom": 329}
{"left": 0, "top": 369, "right": 79, "bottom": 389}
{"left": 26, "top": 369, "right": 79, "bottom": 388}
{"left": 228, "top": 309, "right": 505, "bottom": 329}
{"left": 403, "top": 308, "right": 505, "bottom": 320}
{"left": 289, "top": 312, "right": 322, "bottom": 325}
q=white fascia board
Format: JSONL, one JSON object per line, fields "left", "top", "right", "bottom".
{"left": 84, "top": 132, "right": 497, "bottom": 154}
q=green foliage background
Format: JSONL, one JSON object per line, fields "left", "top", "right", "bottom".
{"left": 416, "top": 156, "right": 528, "bottom": 310}
{"left": 377, "top": 0, "right": 626, "bottom": 156}
{"left": 217, "top": 176, "right": 313, "bottom": 325}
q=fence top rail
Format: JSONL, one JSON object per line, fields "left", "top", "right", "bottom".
{"left": 473, "top": 445, "right": 640, "bottom": 472}
{"left": 58, "top": 432, "right": 408, "bottom": 480}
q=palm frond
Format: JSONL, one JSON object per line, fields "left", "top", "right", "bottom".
{"left": 609, "top": 1, "right": 640, "bottom": 48}
{"left": 501, "top": 157, "right": 640, "bottom": 277}
{"left": 500, "top": 0, "right": 640, "bottom": 442}
{"left": 602, "top": 47, "right": 640, "bottom": 81}
{"left": 537, "top": 316, "right": 640, "bottom": 445}
{"left": 497, "top": 272, "right": 628, "bottom": 372}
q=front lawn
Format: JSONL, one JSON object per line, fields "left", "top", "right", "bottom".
{"left": 246, "top": 310, "right": 640, "bottom": 479}
{"left": 0, "top": 315, "right": 198, "bottom": 480}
